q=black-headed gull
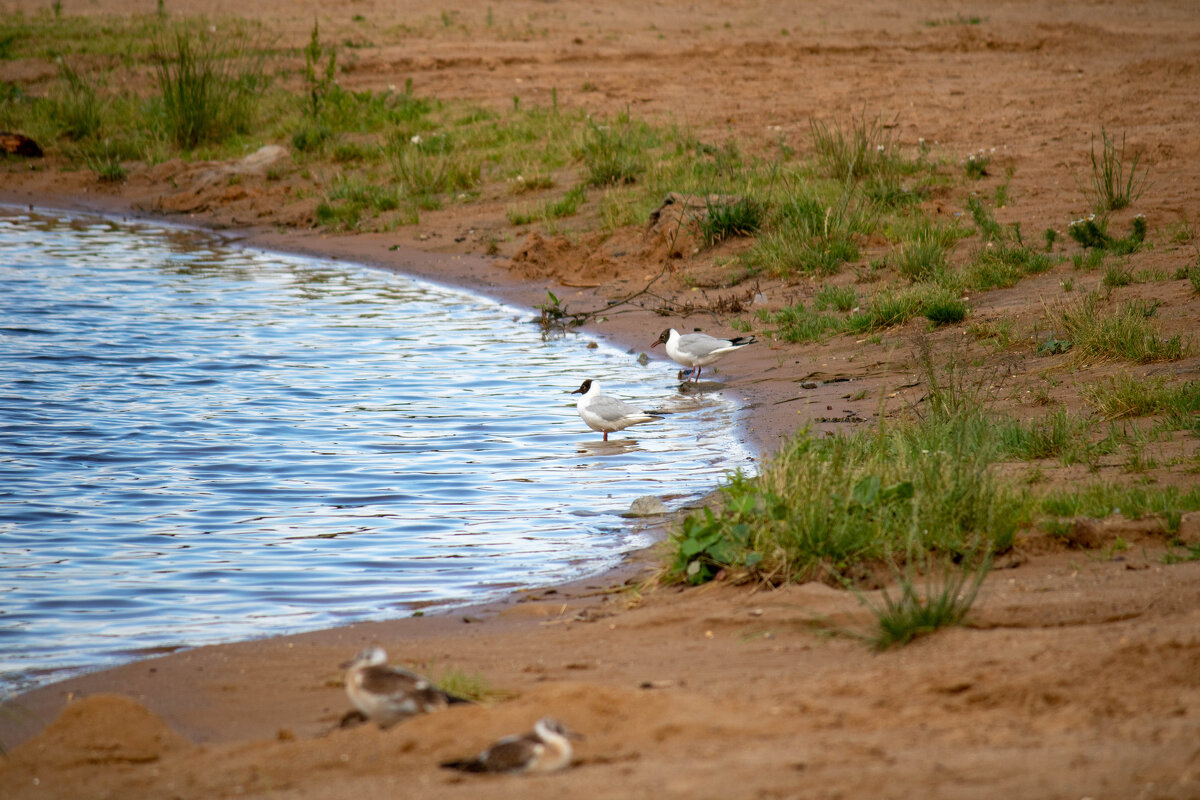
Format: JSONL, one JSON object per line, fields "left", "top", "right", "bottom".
{"left": 341, "top": 645, "right": 469, "bottom": 728}
{"left": 650, "top": 328, "right": 756, "bottom": 382}
{"left": 441, "top": 717, "right": 581, "bottom": 774}
{"left": 571, "top": 379, "right": 662, "bottom": 441}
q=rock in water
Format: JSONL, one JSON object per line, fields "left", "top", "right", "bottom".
{"left": 625, "top": 496, "right": 668, "bottom": 517}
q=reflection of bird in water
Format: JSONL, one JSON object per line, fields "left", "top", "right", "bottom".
{"left": 441, "top": 717, "right": 581, "bottom": 774}
{"left": 651, "top": 328, "right": 756, "bottom": 382}
{"left": 340, "top": 645, "right": 469, "bottom": 728}
{"left": 571, "top": 379, "right": 662, "bottom": 441}
{"left": 576, "top": 437, "right": 640, "bottom": 456}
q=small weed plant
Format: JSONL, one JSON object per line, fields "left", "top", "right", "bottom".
{"left": 302, "top": 21, "right": 337, "bottom": 119}
{"left": 963, "top": 149, "right": 990, "bottom": 180}
{"left": 861, "top": 549, "right": 990, "bottom": 650}
{"left": 1087, "top": 128, "right": 1149, "bottom": 213}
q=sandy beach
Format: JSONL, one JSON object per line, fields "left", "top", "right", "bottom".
{"left": 2, "top": 1, "right": 1199, "bottom": 797}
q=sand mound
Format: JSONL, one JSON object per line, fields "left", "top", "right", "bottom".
{"left": 8, "top": 693, "right": 191, "bottom": 769}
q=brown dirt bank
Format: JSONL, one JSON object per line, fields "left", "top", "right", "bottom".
{"left": 3, "top": 0, "right": 1200, "bottom": 797}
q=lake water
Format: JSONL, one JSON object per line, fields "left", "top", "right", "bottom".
{"left": 0, "top": 209, "right": 752, "bottom": 695}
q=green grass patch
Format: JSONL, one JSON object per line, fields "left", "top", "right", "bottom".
{"left": 814, "top": 283, "right": 858, "bottom": 313}
{"left": 155, "top": 29, "right": 264, "bottom": 149}
{"left": 967, "top": 318, "right": 1014, "bottom": 349}
{"left": 581, "top": 115, "right": 655, "bottom": 186}
{"left": 667, "top": 408, "right": 1028, "bottom": 586}
{"left": 83, "top": 140, "right": 128, "bottom": 182}
{"left": 430, "top": 667, "right": 501, "bottom": 703}
{"left": 996, "top": 408, "right": 1090, "bottom": 464}
{"left": 665, "top": 339, "right": 1198, "bottom": 594}
{"left": 963, "top": 149, "right": 991, "bottom": 180}
{"left": 317, "top": 175, "right": 403, "bottom": 229}
{"left": 810, "top": 114, "right": 891, "bottom": 181}
{"left": 846, "top": 287, "right": 924, "bottom": 333}
{"left": 743, "top": 184, "right": 872, "bottom": 277}
{"left": 1054, "top": 293, "right": 1191, "bottom": 363}
{"left": 388, "top": 132, "right": 481, "bottom": 200}
{"left": 52, "top": 60, "right": 102, "bottom": 141}
{"left": 1082, "top": 374, "right": 1200, "bottom": 429}
{"left": 893, "top": 223, "right": 950, "bottom": 283}
{"left": 1067, "top": 214, "right": 1146, "bottom": 255}
{"left": 1072, "top": 247, "right": 1105, "bottom": 271}
{"left": 1040, "top": 484, "right": 1200, "bottom": 532}
{"left": 760, "top": 302, "right": 845, "bottom": 343}
{"left": 922, "top": 287, "right": 968, "bottom": 326}
{"left": 961, "top": 242, "right": 1053, "bottom": 290}
{"left": 700, "top": 195, "right": 766, "bottom": 246}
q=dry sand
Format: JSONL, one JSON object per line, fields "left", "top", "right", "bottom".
{"left": 1, "top": 1, "right": 1199, "bottom": 797}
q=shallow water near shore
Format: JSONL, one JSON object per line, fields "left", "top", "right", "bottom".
{"left": 0, "top": 209, "right": 751, "bottom": 694}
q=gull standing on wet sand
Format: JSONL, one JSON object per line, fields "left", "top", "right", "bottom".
{"left": 441, "top": 717, "right": 581, "bottom": 774}
{"left": 571, "top": 379, "right": 663, "bottom": 441}
{"left": 341, "top": 645, "right": 469, "bottom": 728}
{"left": 650, "top": 328, "right": 756, "bottom": 382}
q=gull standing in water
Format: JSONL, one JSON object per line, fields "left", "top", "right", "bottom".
{"left": 650, "top": 328, "right": 756, "bottom": 382}
{"left": 441, "top": 717, "right": 581, "bottom": 774}
{"left": 341, "top": 645, "right": 469, "bottom": 728}
{"left": 571, "top": 379, "right": 662, "bottom": 441}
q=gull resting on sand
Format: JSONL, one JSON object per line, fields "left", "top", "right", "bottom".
{"left": 341, "top": 645, "right": 469, "bottom": 728}
{"left": 441, "top": 716, "right": 581, "bottom": 774}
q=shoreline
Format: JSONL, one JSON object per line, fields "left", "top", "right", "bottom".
{"left": 0, "top": 194, "right": 766, "bottom": 744}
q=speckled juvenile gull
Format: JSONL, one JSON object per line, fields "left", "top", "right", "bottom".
{"left": 341, "top": 645, "right": 468, "bottom": 728}
{"left": 441, "top": 717, "right": 581, "bottom": 774}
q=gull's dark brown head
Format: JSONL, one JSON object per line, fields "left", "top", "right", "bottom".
{"left": 570, "top": 379, "right": 593, "bottom": 395}
{"left": 650, "top": 329, "right": 672, "bottom": 348}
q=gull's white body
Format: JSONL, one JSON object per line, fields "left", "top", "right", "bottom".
{"left": 571, "top": 379, "right": 661, "bottom": 441}
{"left": 651, "top": 328, "right": 756, "bottom": 382}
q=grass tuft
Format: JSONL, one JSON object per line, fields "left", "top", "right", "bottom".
{"left": 922, "top": 288, "right": 968, "bottom": 326}
{"left": 862, "top": 551, "right": 990, "bottom": 650}
{"left": 1087, "top": 128, "right": 1149, "bottom": 213}
{"left": 814, "top": 283, "right": 858, "bottom": 313}
{"left": 1082, "top": 374, "right": 1199, "bottom": 428}
{"left": 1054, "top": 293, "right": 1190, "bottom": 363}
{"left": 1068, "top": 214, "right": 1146, "bottom": 255}
{"left": 809, "top": 114, "right": 892, "bottom": 181}
{"left": 53, "top": 60, "right": 102, "bottom": 141}
{"left": 155, "top": 30, "right": 262, "bottom": 149}
{"left": 581, "top": 116, "right": 653, "bottom": 186}
{"left": 700, "top": 195, "right": 766, "bottom": 246}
